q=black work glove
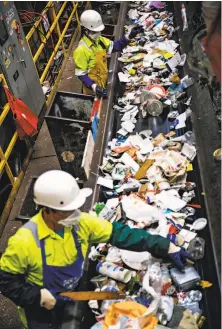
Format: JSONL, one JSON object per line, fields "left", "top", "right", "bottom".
{"left": 128, "top": 25, "right": 144, "bottom": 39}
{"left": 94, "top": 85, "right": 107, "bottom": 98}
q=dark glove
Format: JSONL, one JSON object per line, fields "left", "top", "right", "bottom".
{"left": 168, "top": 243, "right": 194, "bottom": 272}
{"left": 128, "top": 25, "right": 144, "bottom": 39}
{"left": 54, "top": 293, "right": 74, "bottom": 308}
{"left": 95, "top": 85, "right": 107, "bottom": 98}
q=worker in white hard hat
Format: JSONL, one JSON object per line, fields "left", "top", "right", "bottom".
{"left": 73, "top": 9, "right": 144, "bottom": 97}
{"left": 0, "top": 170, "right": 193, "bottom": 329}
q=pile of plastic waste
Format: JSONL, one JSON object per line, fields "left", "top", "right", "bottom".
{"left": 89, "top": 2, "right": 211, "bottom": 328}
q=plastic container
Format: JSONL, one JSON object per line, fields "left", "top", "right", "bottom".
{"left": 147, "top": 100, "right": 163, "bottom": 116}
{"left": 157, "top": 312, "right": 168, "bottom": 326}
{"left": 170, "top": 94, "right": 178, "bottom": 109}
{"left": 188, "top": 237, "right": 205, "bottom": 260}
{"left": 140, "top": 90, "right": 155, "bottom": 103}
{"left": 161, "top": 265, "right": 172, "bottom": 294}
{"left": 90, "top": 275, "right": 108, "bottom": 289}
{"left": 149, "top": 263, "right": 162, "bottom": 293}
{"left": 96, "top": 261, "right": 135, "bottom": 283}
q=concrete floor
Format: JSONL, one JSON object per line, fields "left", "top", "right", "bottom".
{"left": 0, "top": 36, "right": 82, "bottom": 329}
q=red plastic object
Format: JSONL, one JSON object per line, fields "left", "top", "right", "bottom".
{"left": 148, "top": 84, "right": 166, "bottom": 99}
{"left": 90, "top": 97, "right": 101, "bottom": 121}
{"left": 168, "top": 225, "right": 179, "bottom": 235}
{"left": 4, "top": 87, "right": 38, "bottom": 139}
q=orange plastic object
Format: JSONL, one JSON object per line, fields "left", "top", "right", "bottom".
{"left": 187, "top": 204, "right": 201, "bottom": 209}
{"left": 4, "top": 87, "right": 38, "bottom": 139}
{"left": 168, "top": 225, "right": 179, "bottom": 235}
{"left": 113, "top": 145, "right": 131, "bottom": 154}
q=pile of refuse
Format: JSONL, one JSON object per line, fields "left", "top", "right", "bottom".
{"left": 89, "top": 2, "right": 211, "bottom": 328}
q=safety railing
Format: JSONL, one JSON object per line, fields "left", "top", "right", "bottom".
{"left": 24, "top": 1, "right": 90, "bottom": 107}
{"left": 0, "top": 74, "right": 18, "bottom": 186}
{"left": 0, "top": 74, "right": 32, "bottom": 235}
{"left": 0, "top": 2, "right": 91, "bottom": 234}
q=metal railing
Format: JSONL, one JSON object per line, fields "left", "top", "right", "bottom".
{"left": 0, "top": 2, "right": 90, "bottom": 234}
{"left": 0, "top": 75, "right": 18, "bottom": 186}
{"left": 0, "top": 74, "right": 32, "bottom": 234}
{"left": 25, "top": 1, "right": 90, "bottom": 106}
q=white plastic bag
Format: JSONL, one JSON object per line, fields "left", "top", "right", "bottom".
{"left": 106, "top": 247, "right": 122, "bottom": 263}
{"left": 141, "top": 263, "right": 161, "bottom": 316}
{"left": 121, "top": 195, "right": 167, "bottom": 226}
{"left": 128, "top": 9, "right": 139, "bottom": 19}
{"left": 159, "top": 296, "right": 174, "bottom": 321}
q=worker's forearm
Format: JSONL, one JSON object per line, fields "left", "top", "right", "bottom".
{"left": 109, "top": 222, "right": 170, "bottom": 259}
{"left": 0, "top": 270, "right": 41, "bottom": 308}
{"left": 112, "top": 35, "right": 129, "bottom": 53}
{"left": 78, "top": 74, "right": 95, "bottom": 89}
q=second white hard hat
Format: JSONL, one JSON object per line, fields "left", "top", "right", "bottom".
{"left": 33, "top": 170, "right": 92, "bottom": 211}
{"left": 80, "top": 9, "right": 105, "bottom": 32}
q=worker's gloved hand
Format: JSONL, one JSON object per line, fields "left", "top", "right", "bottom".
{"left": 92, "top": 84, "right": 107, "bottom": 98}
{"left": 128, "top": 25, "right": 144, "bottom": 39}
{"left": 40, "top": 289, "right": 73, "bottom": 310}
{"left": 54, "top": 293, "right": 74, "bottom": 308}
{"left": 40, "top": 288, "right": 56, "bottom": 310}
{"left": 168, "top": 243, "right": 194, "bottom": 272}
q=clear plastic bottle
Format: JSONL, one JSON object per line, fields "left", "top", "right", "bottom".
{"left": 161, "top": 265, "right": 172, "bottom": 294}
{"left": 188, "top": 237, "right": 205, "bottom": 260}
{"left": 149, "top": 263, "right": 162, "bottom": 294}
{"left": 170, "top": 94, "right": 178, "bottom": 109}
{"left": 184, "top": 131, "right": 195, "bottom": 145}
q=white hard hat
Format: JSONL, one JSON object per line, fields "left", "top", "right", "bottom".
{"left": 34, "top": 170, "right": 92, "bottom": 211}
{"left": 80, "top": 10, "right": 105, "bottom": 32}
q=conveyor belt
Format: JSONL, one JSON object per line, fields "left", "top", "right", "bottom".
{"left": 98, "top": 97, "right": 221, "bottom": 329}
{"left": 79, "top": 2, "right": 221, "bottom": 329}
{"left": 80, "top": 98, "right": 221, "bottom": 329}
{"left": 3, "top": 2, "right": 219, "bottom": 328}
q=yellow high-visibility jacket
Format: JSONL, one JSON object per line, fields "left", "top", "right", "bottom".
{"left": 73, "top": 35, "right": 112, "bottom": 77}
{"left": 0, "top": 210, "right": 112, "bottom": 286}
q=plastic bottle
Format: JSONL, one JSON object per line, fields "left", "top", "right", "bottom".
{"left": 170, "top": 94, "right": 178, "bottom": 109}
{"left": 96, "top": 261, "right": 134, "bottom": 283}
{"left": 184, "top": 131, "right": 195, "bottom": 145}
{"left": 161, "top": 265, "right": 172, "bottom": 294}
{"left": 149, "top": 263, "right": 162, "bottom": 294}
{"left": 157, "top": 312, "right": 168, "bottom": 326}
{"left": 188, "top": 237, "right": 205, "bottom": 260}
